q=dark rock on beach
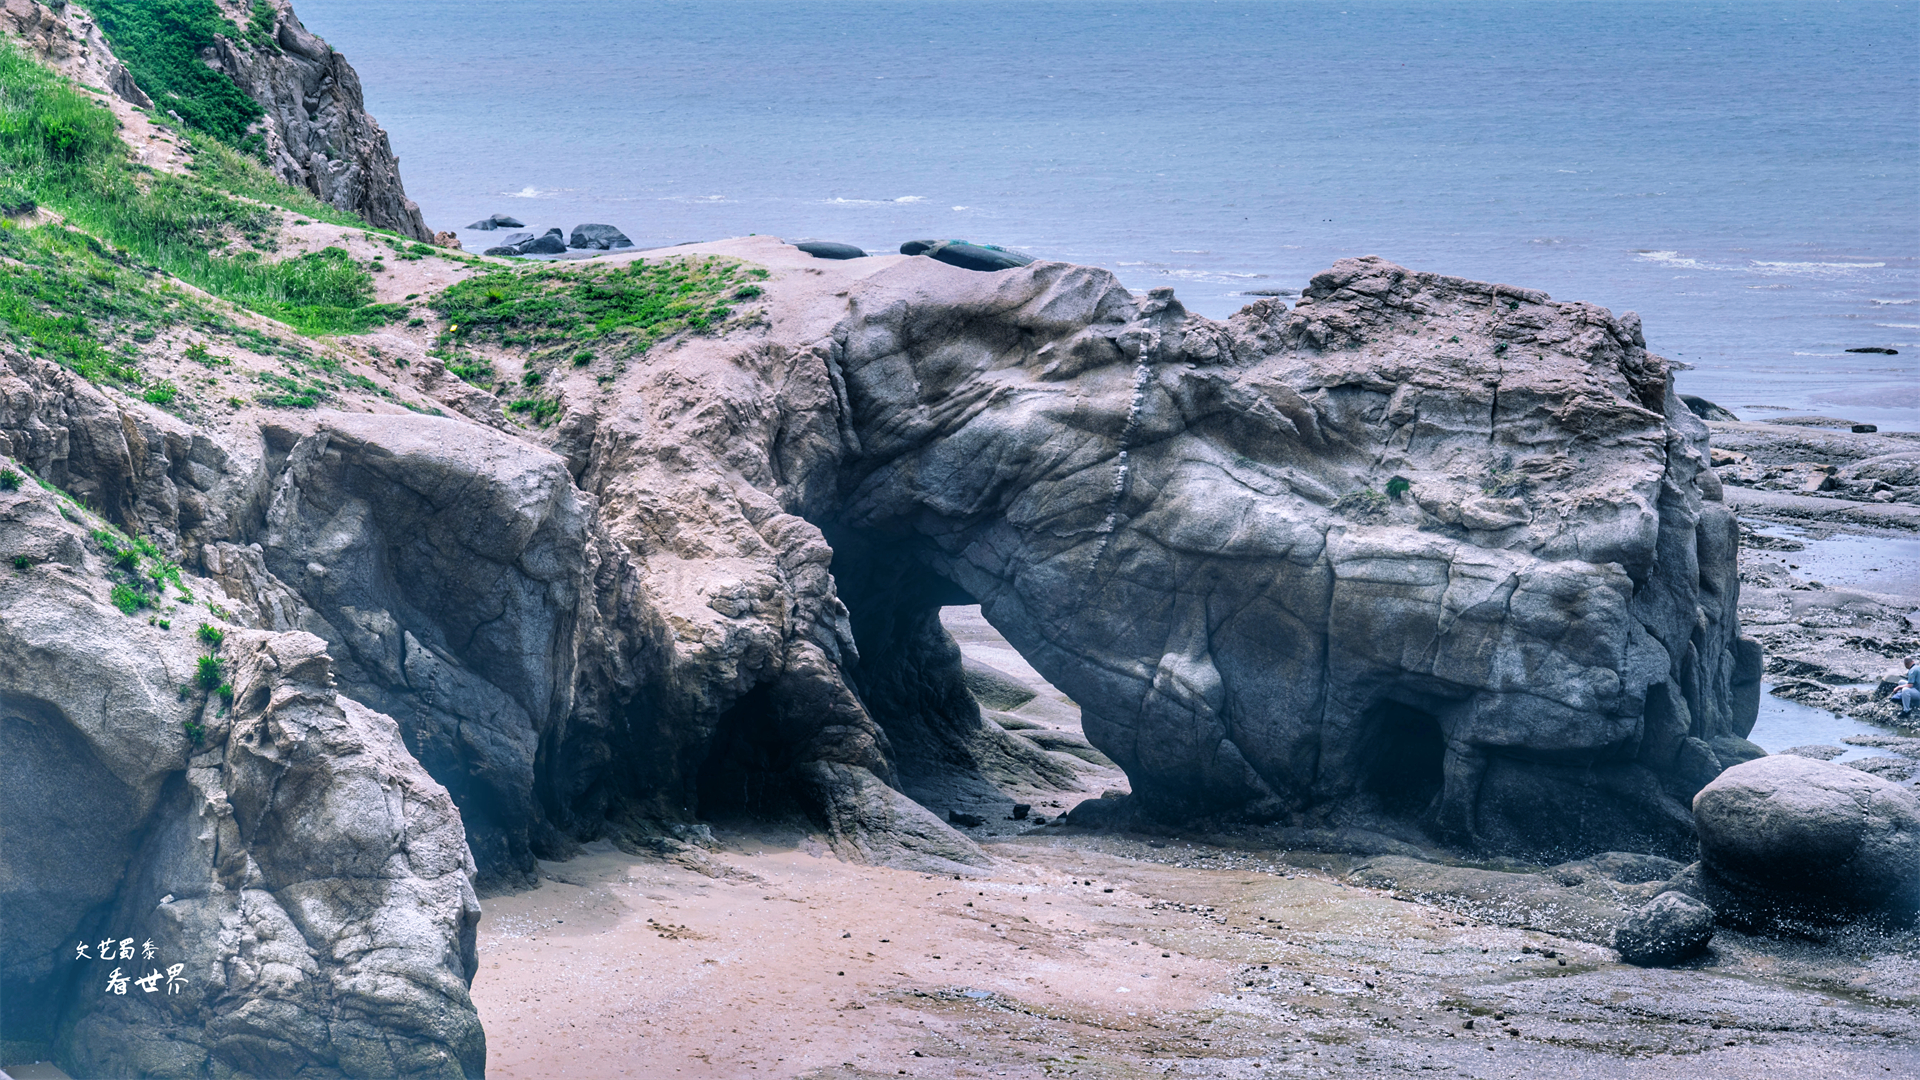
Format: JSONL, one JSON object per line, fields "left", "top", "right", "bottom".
{"left": 570, "top": 224, "right": 634, "bottom": 250}
{"left": 1613, "top": 892, "right": 1716, "bottom": 965}
{"left": 1680, "top": 393, "right": 1738, "bottom": 422}
{"left": 900, "top": 238, "right": 1036, "bottom": 271}
{"left": 794, "top": 240, "right": 868, "bottom": 260}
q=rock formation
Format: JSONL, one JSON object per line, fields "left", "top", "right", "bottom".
{"left": 1, "top": 235, "right": 1765, "bottom": 1071}
{"left": 201, "top": 0, "right": 430, "bottom": 239}
{"left": 0, "top": 366, "right": 483, "bottom": 1075}
{"left": 1, "top": 0, "right": 149, "bottom": 108}
{"left": 569, "top": 224, "right": 634, "bottom": 251}
{"left": 817, "top": 253, "right": 1758, "bottom": 859}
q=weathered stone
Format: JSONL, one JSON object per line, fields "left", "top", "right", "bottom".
{"left": 1613, "top": 892, "right": 1715, "bottom": 966}
{"left": 0, "top": 477, "right": 483, "bottom": 1077}
{"left": 823, "top": 253, "right": 1751, "bottom": 860}
{"left": 1694, "top": 755, "right": 1920, "bottom": 927}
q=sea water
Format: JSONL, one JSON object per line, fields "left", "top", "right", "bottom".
{"left": 295, "top": 0, "right": 1918, "bottom": 428}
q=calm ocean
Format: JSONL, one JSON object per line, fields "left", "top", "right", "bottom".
{"left": 296, "top": 0, "right": 1919, "bottom": 428}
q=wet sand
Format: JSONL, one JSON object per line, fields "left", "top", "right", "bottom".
{"left": 467, "top": 616, "right": 1920, "bottom": 1079}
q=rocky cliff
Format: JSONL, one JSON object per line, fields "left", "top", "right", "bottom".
{"left": 200, "top": 0, "right": 430, "bottom": 239}
{"left": 6, "top": 0, "right": 428, "bottom": 238}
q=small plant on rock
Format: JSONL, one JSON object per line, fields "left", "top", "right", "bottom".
{"left": 183, "top": 718, "right": 205, "bottom": 745}
{"left": 196, "top": 655, "right": 225, "bottom": 690}
{"left": 110, "top": 583, "right": 147, "bottom": 614}
{"left": 0, "top": 467, "right": 21, "bottom": 491}
{"left": 196, "top": 622, "right": 225, "bottom": 649}
{"left": 12, "top": 554, "right": 29, "bottom": 570}
{"left": 1385, "top": 475, "right": 1412, "bottom": 499}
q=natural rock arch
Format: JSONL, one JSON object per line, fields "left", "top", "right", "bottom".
{"left": 807, "top": 254, "right": 1759, "bottom": 859}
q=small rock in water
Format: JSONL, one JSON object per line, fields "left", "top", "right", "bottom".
{"left": 570, "top": 224, "right": 633, "bottom": 250}
{"left": 519, "top": 228, "right": 568, "bottom": 254}
{"left": 1613, "top": 892, "right": 1715, "bottom": 966}
{"left": 1852, "top": 423, "right": 1879, "bottom": 433}
{"left": 466, "top": 214, "right": 524, "bottom": 231}
{"left": 486, "top": 228, "right": 568, "bottom": 256}
{"left": 1845, "top": 346, "right": 1899, "bottom": 354}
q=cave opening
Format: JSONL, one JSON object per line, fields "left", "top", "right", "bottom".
{"left": 817, "top": 525, "right": 1105, "bottom": 822}
{"left": 694, "top": 683, "right": 798, "bottom": 822}
{"left": 1358, "top": 699, "right": 1447, "bottom": 821}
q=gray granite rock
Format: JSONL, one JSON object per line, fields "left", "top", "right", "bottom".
{"left": 1613, "top": 892, "right": 1715, "bottom": 965}
{"left": 1694, "top": 755, "right": 1920, "bottom": 927}
{"left": 197, "top": 1, "right": 430, "bottom": 239}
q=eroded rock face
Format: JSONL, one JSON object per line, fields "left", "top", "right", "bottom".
{"left": 203, "top": 0, "right": 431, "bottom": 239}
{"left": 823, "top": 255, "right": 1757, "bottom": 858}
{"left": 0, "top": 472, "right": 483, "bottom": 1077}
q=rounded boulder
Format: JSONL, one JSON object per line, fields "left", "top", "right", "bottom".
{"left": 1693, "top": 754, "right": 1920, "bottom": 912}
{"left": 1613, "top": 892, "right": 1715, "bottom": 966}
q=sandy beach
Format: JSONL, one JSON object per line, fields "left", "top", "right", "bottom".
{"left": 465, "top": 615, "right": 1920, "bottom": 1080}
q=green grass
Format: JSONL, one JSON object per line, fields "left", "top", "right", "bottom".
{"left": 196, "top": 654, "right": 225, "bottom": 689}
{"left": 0, "top": 41, "right": 399, "bottom": 348}
{"left": 0, "top": 467, "right": 19, "bottom": 491}
{"left": 253, "top": 370, "right": 328, "bottom": 408}
{"left": 84, "top": 0, "right": 265, "bottom": 148}
{"left": 431, "top": 256, "right": 766, "bottom": 364}
{"left": 507, "top": 397, "right": 560, "bottom": 424}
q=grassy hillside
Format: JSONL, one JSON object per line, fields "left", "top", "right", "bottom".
{"left": 0, "top": 36, "right": 403, "bottom": 376}
{"left": 84, "top": 0, "right": 268, "bottom": 149}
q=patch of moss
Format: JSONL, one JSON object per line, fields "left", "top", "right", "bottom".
{"left": 432, "top": 256, "right": 765, "bottom": 359}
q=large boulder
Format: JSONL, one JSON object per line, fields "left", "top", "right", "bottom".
{"left": 570, "top": 223, "right": 633, "bottom": 250}
{"left": 1613, "top": 892, "right": 1715, "bottom": 965}
{"left": 1693, "top": 755, "right": 1920, "bottom": 926}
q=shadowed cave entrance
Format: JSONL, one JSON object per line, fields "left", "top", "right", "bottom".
{"left": 795, "top": 530, "right": 1108, "bottom": 829}
{"left": 1357, "top": 700, "right": 1448, "bottom": 823}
